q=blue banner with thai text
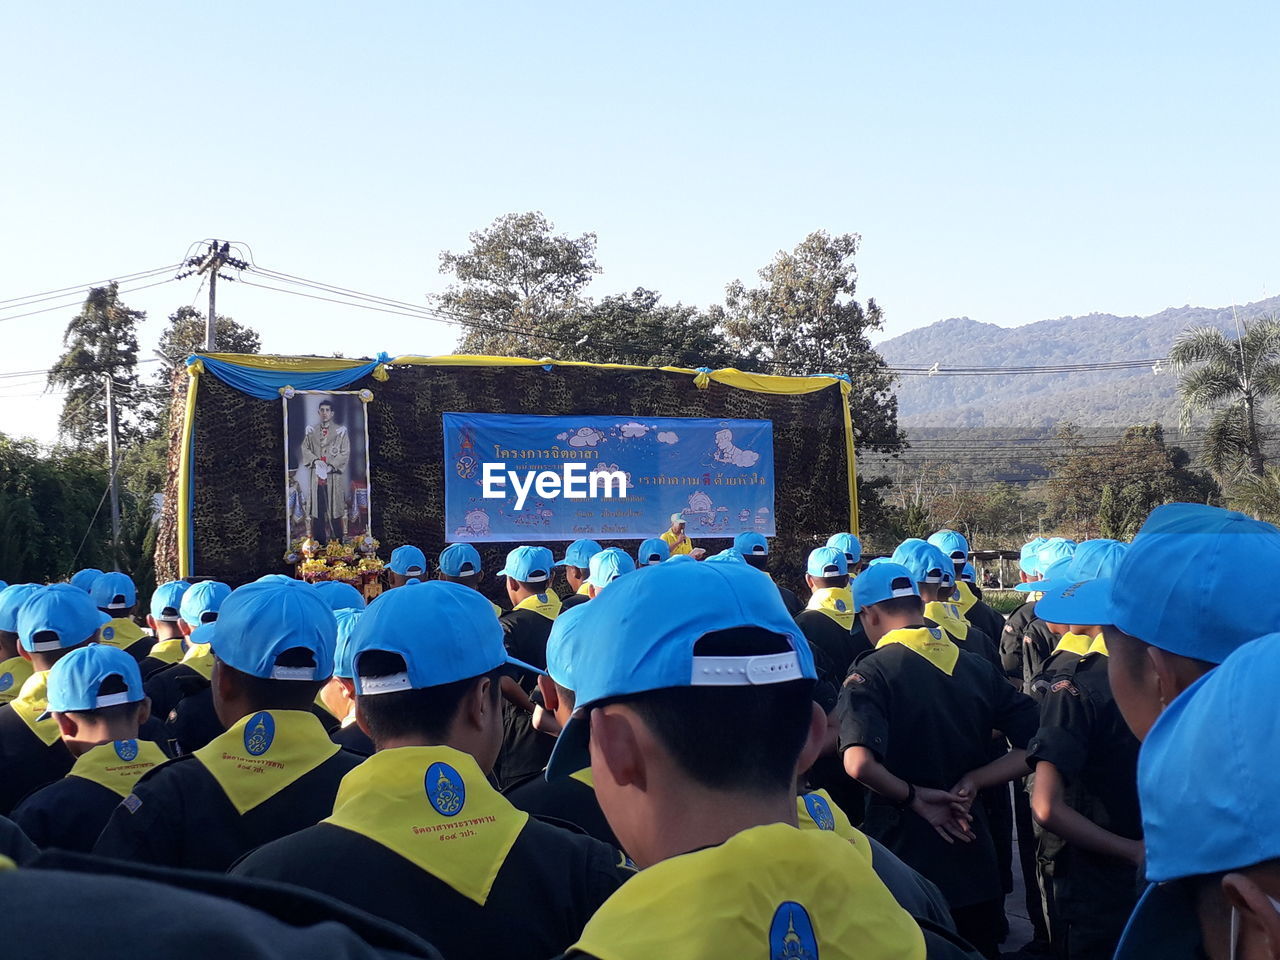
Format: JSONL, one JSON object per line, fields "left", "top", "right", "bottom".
{"left": 442, "top": 412, "right": 776, "bottom": 542}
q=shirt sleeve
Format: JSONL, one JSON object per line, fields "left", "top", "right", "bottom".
{"left": 1025, "top": 676, "right": 1092, "bottom": 777}
{"left": 836, "top": 662, "right": 891, "bottom": 761}
{"left": 92, "top": 772, "right": 185, "bottom": 866}
{"left": 988, "top": 662, "right": 1040, "bottom": 750}
{"left": 999, "top": 614, "right": 1025, "bottom": 682}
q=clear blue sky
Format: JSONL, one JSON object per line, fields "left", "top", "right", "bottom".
{"left": 2, "top": 1, "right": 1277, "bottom": 443}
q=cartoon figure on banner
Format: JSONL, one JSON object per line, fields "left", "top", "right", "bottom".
{"left": 756, "top": 507, "right": 771, "bottom": 529}
{"left": 712, "top": 427, "right": 760, "bottom": 468}
{"left": 684, "top": 490, "right": 714, "bottom": 526}
{"left": 505, "top": 502, "right": 555, "bottom": 527}
{"left": 454, "top": 428, "right": 478, "bottom": 480}
{"left": 453, "top": 507, "right": 491, "bottom": 538}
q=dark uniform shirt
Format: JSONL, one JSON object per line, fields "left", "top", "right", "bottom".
{"left": 332, "top": 721, "right": 375, "bottom": 756}
{"left": 1001, "top": 599, "right": 1058, "bottom": 692}
{"left": 796, "top": 609, "right": 869, "bottom": 682}
{"left": 776, "top": 583, "right": 804, "bottom": 617}
{"left": 233, "top": 746, "right": 629, "bottom": 960}
{"left": 496, "top": 604, "right": 558, "bottom": 790}
{"left": 963, "top": 598, "right": 1007, "bottom": 655}
{"left": 137, "top": 637, "right": 188, "bottom": 681}
{"left": 1026, "top": 651, "right": 1141, "bottom": 959}
{"left": 506, "top": 767, "right": 620, "bottom": 848}
{"left": 560, "top": 592, "right": 590, "bottom": 611}
{"left": 0, "top": 813, "right": 38, "bottom": 865}
{"left": 838, "top": 631, "right": 1038, "bottom": 908}
{"left": 145, "top": 660, "right": 222, "bottom": 754}
{"left": 0, "top": 702, "right": 73, "bottom": 816}
{"left": 94, "top": 710, "right": 364, "bottom": 872}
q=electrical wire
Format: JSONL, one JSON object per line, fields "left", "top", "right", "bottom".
{"left": 0, "top": 264, "right": 181, "bottom": 307}
{"left": 0, "top": 277, "right": 179, "bottom": 324}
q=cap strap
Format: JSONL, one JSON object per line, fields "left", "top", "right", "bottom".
{"left": 360, "top": 672, "right": 412, "bottom": 695}
{"left": 691, "top": 652, "right": 805, "bottom": 686}
{"left": 269, "top": 665, "right": 317, "bottom": 681}
{"left": 95, "top": 691, "right": 134, "bottom": 708}
{"left": 27, "top": 634, "right": 65, "bottom": 653}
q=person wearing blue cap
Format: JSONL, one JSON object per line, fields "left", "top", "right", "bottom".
{"left": 494, "top": 545, "right": 561, "bottom": 791}
{"left": 136, "top": 579, "right": 192, "bottom": 679}
{"left": 11, "top": 644, "right": 167, "bottom": 852}
{"left": 232, "top": 580, "right": 630, "bottom": 960}
{"left": 387, "top": 544, "right": 428, "bottom": 588}
{"left": 1004, "top": 539, "right": 1077, "bottom": 692}
{"left": 314, "top": 580, "right": 367, "bottom": 612}
{"left": 68, "top": 567, "right": 104, "bottom": 593}
{"left": 90, "top": 571, "right": 155, "bottom": 663}
{"left": 0, "top": 584, "right": 111, "bottom": 815}
{"left": 142, "top": 579, "right": 233, "bottom": 755}
{"left": 555, "top": 538, "right": 603, "bottom": 611}
{"left": 1111, "top": 631, "right": 1280, "bottom": 960}
{"left": 893, "top": 540, "right": 1000, "bottom": 670}
{"left": 827, "top": 532, "right": 864, "bottom": 572}
{"left": 94, "top": 579, "right": 363, "bottom": 871}
{"left": 840, "top": 562, "right": 1039, "bottom": 958}
{"left": 929, "top": 530, "right": 1006, "bottom": 653}
{"left": 320, "top": 608, "right": 373, "bottom": 757}
{"left": 438, "top": 542, "right": 503, "bottom": 616}
{"left": 734, "top": 531, "right": 803, "bottom": 616}
{"left": 582, "top": 547, "right": 636, "bottom": 598}
{"left": 0, "top": 583, "right": 42, "bottom": 706}
{"left": 1021, "top": 539, "right": 1141, "bottom": 960}
{"left": 636, "top": 537, "right": 670, "bottom": 566}
{"left": 538, "top": 559, "right": 934, "bottom": 960}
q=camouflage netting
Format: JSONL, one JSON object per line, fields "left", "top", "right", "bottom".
{"left": 157, "top": 360, "right": 854, "bottom": 600}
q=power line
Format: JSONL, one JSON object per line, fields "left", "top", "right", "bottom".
{"left": 0, "top": 264, "right": 180, "bottom": 307}
{"left": 0, "top": 277, "right": 179, "bottom": 324}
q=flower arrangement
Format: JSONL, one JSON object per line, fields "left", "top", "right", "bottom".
{"left": 289, "top": 536, "right": 386, "bottom": 599}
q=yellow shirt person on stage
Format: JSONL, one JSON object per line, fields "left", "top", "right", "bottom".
{"left": 659, "top": 513, "right": 705, "bottom": 560}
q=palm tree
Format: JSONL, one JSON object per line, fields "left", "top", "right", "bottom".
{"left": 1225, "top": 465, "right": 1280, "bottom": 524}
{"left": 1170, "top": 315, "right": 1280, "bottom": 476}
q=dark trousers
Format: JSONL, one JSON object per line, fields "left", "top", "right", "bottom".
{"left": 1014, "top": 780, "right": 1053, "bottom": 944}
{"left": 950, "top": 898, "right": 1006, "bottom": 960}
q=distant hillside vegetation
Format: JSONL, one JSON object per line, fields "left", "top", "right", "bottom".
{"left": 877, "top": 296, "right": 1280, "bottom": 428}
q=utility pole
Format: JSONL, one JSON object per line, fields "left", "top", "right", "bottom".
{"left": 177, "top": 240, "right": 249, "bottom": 351}
{"left": 104, "top": 374, "right": 121, "bottom": 570}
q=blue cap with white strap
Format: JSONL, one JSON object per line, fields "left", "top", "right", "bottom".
{"left": 588, "top": 547, "right": 635, "bottom": 588}
{"left": 17, "top": 584, "right": 110, "bottom": 653}
{"left": 313, "top": 580, "right": 367, "bottom": 611}
{"left": 545, "top": 602, "right": 592, "bottom": 691}
{"left": 496, "top": 546, "right": 554, "bottom": 585}
{"left": 852, "top": 562, "right": 921, "bottom": 612}
{"left": 1018, "top": 538, "right": 1048, "bottom": 576}
{"left": 636, "top": 538, "right": 670, "bottom": 565}
{"left": 1031, "top": 540, "right": 1128, "bottom": 617}
{"left": 179, "top": 580, "right": 231, "bottom": 628}
{"left": 1115, "top": 631, "right": 1280, "bottom": 959}
{"left": 348, "top": 580, "right": 540, "bottom": 695}
{"left": 555, "top": 539, "right": 603, "bottom": 569}
{"left": 332, "top": 608, "right": 363, "bottom": 680}
{"left": 69, "top": 568, "right": 104, "bottom": 594}
{"left": 439, "top": 543, "right": 483, "bottom": 578}
{"left": 39, "top": 644, "right": 145, "bottom": 719}
{"left": 826, "top": 533, "right": 862, "bottom": 564}
{"left": 149, "top": 580, "right": 191, "bottom": 623}
{"left": 927, "top": 529, "right": 970, "bottom": 563}
{"left": 0, "top": 584, "right": 43, "bottom": 633}
{"left": 806, "top": 547, "right": 848, "bottom": 578}
{"left": 733, "top": 532, "right": 769, "bottom": 558}
{"left": 211, "top": 580, "right": 336, "bottom": 681}
{"left": 545, "top": 560, "right": 815, "bottom": 780}
{"left": 960, "top": 563, "right": 976, "bottom": 583}
{"left": 388, "top": 545, "right": 428, "bottom": 578}
{"left": 91, "top": 571, "right": 137, "bottom": 613}
{"left": 891, "top": 539, "right": 948, "bottom": 585}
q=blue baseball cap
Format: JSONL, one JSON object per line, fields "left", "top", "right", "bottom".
{"left": 637, "top": 538, "right": 670, "bottom": 565}
{"left": 1035, "top": 538, "right": 1077, "bottom": 575}
{"left": 17, "top": 584, "right": 110, "bottom": 654}
{"left": 0, "top": 584, "right": 43, "bottom": 633}
{"left": 733, "top": 532, "right": 769, "bottom": 558}
{"left": 556, "top": 539, "right": 603, "bottom": 569}
{"left": 496, "top": 546, "right": 554, "bottom": 585}
{"left": 211, "top": 580, "right": 336, "bottom": 681}
{"left": 1032, "top": 540, "right": 1128, "bottom": 618}
{"left": 891, "top": 539, "right": 948, "bottom": 584}
{"left": 806, "top": 547, "right": 848, "bottom": 579}
{"left": 313, "top": 580, "right": 367, "bottom": 612}
{"left": 91, "top": 571, "right": 137, "bottom": 613}
{"left": 960, "top": 563, "right": 976, "bottom": 583}
{"left": 69, "top": 568, "right": 104, "bottom": 593}
{"left": 545, "top": 561, "right": 816, "bottom": 780}
{"left": 1018, "top": 538, "right": 1048, "bottom": 575}
{"left": 545, "top": 603, "right": 591, "bottom": 691}
{"left": 388, "top": 545, "right": 428, "bottom": 578}
{"left": 704, "top": 548, "right": 745, "bottom": 565}
{"left": 852, "top": 562, "right": 921, "bottom": 613}
{"left": 589, "top": 547, "right": 636, "bottom": 588}
{"left": 927, "top": 530, "right": 970, "bottom": 563}
{"left": 40, "top": 644, "right": 145, "bottom": 719}
{"left": 1015, "top": 556, "right": 1071, "bottom": 593}
{"left": 348, "top": 580, "right": 540, "bottom": 695}
{"left": 1115, "top": 631, "right": 1280, "bottom": 960}
{"left": 826, "top": 533, "right": 862, "bottom": 564}
{"left": 1055, "top": 503, "right": 1280, "bottom": 664}
{"left": 180, "top": 580, "right": 231, "bottom": 627}
{"left": 439, "top": 543, "right": 483, "bottom": 578}
{"left": 149, "top": 580, "right": 191, "bottom": 623}
{"left": 332, "top": 608, "right": 363, "bottom": 680}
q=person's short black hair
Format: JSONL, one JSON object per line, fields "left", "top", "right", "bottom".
{"left": 866, "top": 595, "right": 925, "bottom": 619}
{"left": 565, "top": 565, "right": 590, "bottom": 579}
{"left": 441, "top": 571, "right": 483, "bottom": 589}
{"left": 618, "top": 627, "right": 814, "bottom": 795}
{"left": 63, "top": 673, "right": 146, "bottom": 723}
{"left": 356, "top": 650, "right": 502, "bottom": 745}
{"left": 809, "top": 574, "right": 849, "bottom": 589}
{"left": 554, "top": 681, "right": 576, "bottom": 712}
{"left": 742, "top": 555, "right": 769, "bottom": 572}
{"left": 512, "top": 578, "right": 549, "bottom": 594}
{"left": 318, "top": 400, "right": 334, "bottom": 410}
{"left": 217, "top": 647, "right": 326, "bottom": 712}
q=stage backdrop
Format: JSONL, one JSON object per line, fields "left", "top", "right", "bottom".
{"left": 442, "top": 413, "right": 776, "bottom": 541}
{"left": 157, "top": 354, "right": 858, "bottom": 599}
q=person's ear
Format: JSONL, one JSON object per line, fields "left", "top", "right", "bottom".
{"left": 137, "top": 697, "right": 152, "bottom": 727}
{"left": 536, "top": 674, "right": 560, "bottom": 714}
{"left": 179, "top": 620, "right": 193, "bottom": 637}
{"left": 146, "top": 615, "right": 158, "bottom": 632}
{"left": 338, "top": 677, "right": 356, "bottom": 699}
{"left": 19, "top": 647, "right": 32, "bottom": 663}
{"left": 464, "top": 675, "right": 498, "bottom": 732}
{"left": 54, "top": 711, "right": 78, "bottom": 739}
{"left": 587, "top": 584, "right": 599, "bottom": 599}
{"left": 591, "top": 706, "right": 646, "bottom": 792}
{"left": 794, "top": 701, "right": 829, "bottom": 777}
{"left": 1148, "top": 646, "right": 1181, "bottom": 709}
{"left": 354, "top": 697, "right": 373, "bottom": 738}
{"left": 1221, "top": 872, "right": 1280, "bottom": 955}
{"left": 805, "top": 574, "right": 816, "bottom": 592}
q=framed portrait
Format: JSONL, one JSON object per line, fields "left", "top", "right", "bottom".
{"left": 283, "top": 390, "right": 372, "bottom": 546}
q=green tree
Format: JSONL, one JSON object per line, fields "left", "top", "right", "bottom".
{"left": 1171, "top": 316, "right": 1280, "bottom": 476}
{"left": 1223, "top": 466, "right": 1280, "bottom": 525}
{"left": 158, "top": 306, "right": 262, "bottom": 359}
{"left": 437, "top": 212, "right": 600, "bottom": 357}
{"left": 47, "top": 283, "right": 145, "bottom": 446}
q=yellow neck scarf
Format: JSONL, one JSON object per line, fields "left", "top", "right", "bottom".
{"left": 180, "top": 642, "right": 214, "bottom": 680}
{"left": 572, "top": 823, "right": 925, "bottom": 960}
{"left": 0, "top": 655, "right": 34, "bottom": 706}
{"left": 576, "top": 582, "right": 592, "bottom": 596}
{"left": 325, "top": 745, "right": 528, "bottom": 906}
{"left": 70, "top": 739, "right": 169, "bottom": 797}
{"left": 953, "top": 580, "right": 978, "bottom": 614}
{"left": 147, "top": 637, "right": 186, "bottom": 665}
{"left": 570, "top": 766, "right": 595, "bottom": 788}
{"left": 796, "top": 790, "right": 872, "bottom": 865}
{"left": 807, "top": 587, "right": 854, "bottom": 630}
{"left": 1051, "top": 632, "right": 1093, "bottom": 657}
{"left": 924, "top": 601, "right": 970, "bottom": 641}
{"left": 99, "top": 617, "right": 147, "bottom": 651}
{"left": 877, "top": 626, "right": 960, "bottom": 676}
{"left": 1088, "top": 633, "right": 1108, "bottom": 657}
{"left": 514, "top": 591, "right": 562, "bottom": 620}
{"left": 490, "top": 602, "right": 503, "bottom": 617}
{"left": 193, "top": 710, "right": 339, "bottom": 814}
{"left": 8, "top": 671, "right": 61, "bottom": 745}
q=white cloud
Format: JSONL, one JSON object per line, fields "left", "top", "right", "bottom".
{"left": 656, "top": 431, "right": 679, "bottom": 444}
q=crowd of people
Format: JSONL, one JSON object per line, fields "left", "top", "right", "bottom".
{"left": 0, "top": 503, "right": 1278, "bottom": 960}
